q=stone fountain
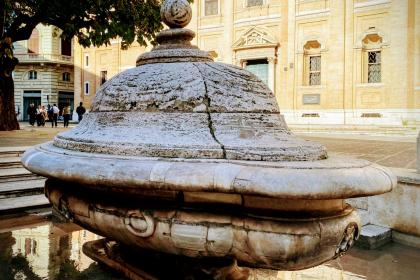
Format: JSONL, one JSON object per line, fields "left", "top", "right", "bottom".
{"left": 22, "top": 0, "right": 395, "bottom": 279}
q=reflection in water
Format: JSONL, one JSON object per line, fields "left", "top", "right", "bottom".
{"left": 0, "top": 219, "right": 125, "bottom": 280}
{"left": 0, "top": 216, "right": 419, "bottom": 279}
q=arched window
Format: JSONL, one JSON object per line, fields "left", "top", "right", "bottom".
{"left": 61, "top": 37, "right": 72, "bottom": 56}
{"left": 303, "top": 40, "right": 321, "bottom": 86}
{"left": 362, "top": 33, "right": 383, "bottom": 83}
{"left": 28, "top": 70, "right": 37, "bottom": 80}
{"left": 27, "top": 29, "right": 39, "bottom": 54}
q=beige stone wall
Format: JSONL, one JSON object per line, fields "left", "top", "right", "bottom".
{"left": 73, "top": 40, "right": 147, "bottom": 109}
{"left": 73, "top": 0, "right": 419, "bottom": 127}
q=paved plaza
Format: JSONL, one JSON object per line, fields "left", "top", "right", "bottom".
{"left": 0, "top": 122, "right": 416, "bottom": 169}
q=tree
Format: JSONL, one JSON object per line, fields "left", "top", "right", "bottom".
{"left": 0, "top": 0, "right": 164, "bottom": 131}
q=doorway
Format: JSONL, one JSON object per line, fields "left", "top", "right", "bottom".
{"left": 245, "top": 59, "right": 269, "bottom": 86}
{"left": 23, "top": 91, "right": 41, "bottom": 121}
{"left": 58, "top": 91, "right": 74, "bottom": 120}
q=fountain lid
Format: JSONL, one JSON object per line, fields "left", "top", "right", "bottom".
{"left": 54, "top": 0, "right": 327, "bottom": 162}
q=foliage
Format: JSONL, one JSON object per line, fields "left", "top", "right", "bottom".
{"left": 2, "top": 0, "right": 167, "bottom": 49}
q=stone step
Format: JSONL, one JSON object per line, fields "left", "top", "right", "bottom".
{"left": 356, "top": 224, "right": 392, "bottom": 249}
{"left": 0, "top": 147, "right": 28, "bottom": 158}
{"left": 0, "top": 194, "right": 50, "bottom": 214}
{"left": 0, "top": 167, "right": 40, "bottom": 183}
{"left": 0, "top": 179, "right": 45, "bottom": 199}
{"left": 0, "top": 156, "right": 22, "bottom": 169}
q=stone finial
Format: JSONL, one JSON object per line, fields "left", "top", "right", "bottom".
{"left": 161, "top": 0, "right": 192, "bottom": 29}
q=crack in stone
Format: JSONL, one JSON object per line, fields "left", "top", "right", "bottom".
{"left": 193, "top": 63, "right": 227, "bottom": 159}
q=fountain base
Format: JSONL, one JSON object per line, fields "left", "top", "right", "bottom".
{"left": 83, "top": 238, "right": 251, "bottom": 280}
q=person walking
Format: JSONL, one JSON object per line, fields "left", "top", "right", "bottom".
{"left": 27, "top": 103, "right": 36, "bottom": 126}
{"left": 76, "top": 102, "right": 86, "bottom": 122}
{"left": 52, "top": 104, "right": 59, "bottom": 127}
{"left": 62, "top": 104, "right": 71, "bottom": 128}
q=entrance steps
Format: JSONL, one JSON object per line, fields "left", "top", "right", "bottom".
{"left": 0, "top": 147, "right": 50, "bottom": 214}
{"left": 289, "top": 124, "right": 419, "bottom": 137}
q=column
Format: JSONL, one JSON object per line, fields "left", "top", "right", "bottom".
{"left": 268, "top": 57, "right": 276, "bottom": 92}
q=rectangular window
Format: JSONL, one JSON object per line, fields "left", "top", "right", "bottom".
{"left": 367, "top": 51, "right": 381, "bottom": 83}
{"left": 309, "top": 55, "right": 321, "bottom": 86}
{"left": 85, "top": 54, "right": 89, "bottom": 68}
{"left": 29, "top": 71, "right": 37, "bottom": 80}
{"left": 84, "top": 82, "right": 90, "bottom": 95}
{"left": 62, "top": 72, "right": 70, "bottom": 82}
{"left": 247, "top": 0, "right": 264, "bottom": 7}
{"left": 100, "top": 71, "right": 108, "bottom": 85}
{"left": 204, "top": 0, "right": 218, "bottom": 16}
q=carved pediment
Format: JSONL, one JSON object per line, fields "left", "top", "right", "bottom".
{"left": 232, "top": 27, "right": 278, "bottom": 50}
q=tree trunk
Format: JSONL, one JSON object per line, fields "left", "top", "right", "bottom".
{"left": 0, "top": 73, "right": 20, "bottom": 131}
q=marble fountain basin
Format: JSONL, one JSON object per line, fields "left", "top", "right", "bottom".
{"left": 22, "top": 143, "right": 394, "bottom": 270}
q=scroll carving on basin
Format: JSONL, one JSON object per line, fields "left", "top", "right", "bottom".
{"left": 21, "top": 0, "right": 395, "bottom": 277}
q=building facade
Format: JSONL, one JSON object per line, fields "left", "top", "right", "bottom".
{"left": 13, "top": 24, "right": 74, "bottom": 121}
{"left": 74, "top": 0, "right": 420, "bottom": 127}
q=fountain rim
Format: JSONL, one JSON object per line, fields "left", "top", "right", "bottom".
{"left": 22, "top": 142, "right": 395, "bottom": 200}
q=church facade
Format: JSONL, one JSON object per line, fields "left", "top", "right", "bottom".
{"left": 74, "top": 0, "right": 420, "bottom": 127}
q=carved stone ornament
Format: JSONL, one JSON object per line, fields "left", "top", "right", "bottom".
{"left": 22, "top": 0, "right": 395, "bottom": 277}
{"left": 232, "top": 26, "right": 278, "bottom": 50}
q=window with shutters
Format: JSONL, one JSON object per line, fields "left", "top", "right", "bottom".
{"left": 361, "top": 32, "right": 383, "bottom": 84}
{"left": 204, "top": 0, "right": 218, "bottom": 16}
{"left": 367, "top": 51, "right": 381, "bottom": 83}
{"left": 309, "top": 56, "right": 321, "bottom": 86}
{"left": 303, "top": 40, "right": 322, "bottom": 86}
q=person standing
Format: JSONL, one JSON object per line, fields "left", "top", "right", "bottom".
{"left": 27, "top": 103, "right": 36, "bottom": 126}
{"left": 40, "top": 105, "right": 47, "bottom": 126}
{"left": 47, "top": 105, "right": 54, "bottom": 127}
{"left": 76, "top": 102, "right": 86, "bottom": 122}
{"left": 36, "top": 105, "right": 43, "bottom": 126}
{"left": 62, "top": 104, "right": 71, "bottom": 128}
{"left": 52, "top": 104, "right": 59, "bottom": 127}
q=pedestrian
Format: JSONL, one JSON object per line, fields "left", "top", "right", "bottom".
{"left": 40, "top": 105, "right": 48, "bottom": 126}
{"left": 76, "top": 102, "right": 86, "bottom": 122}
{"left": 47, "top": 105, "right": 54, "bottom": 127}
{"left": 52, "top": 104, "right": 59, "bottom": 127}
{"left": 36, "top": 105, "right": 43, "bottom": 126}
{"left": 62, "top": 104, "right": 71, "bottom": 128}
{"left": 27, "top": 103, "right": 36, "bottom": 126}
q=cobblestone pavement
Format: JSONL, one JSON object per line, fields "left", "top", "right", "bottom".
{"left": 0, "top": 123, "right": 416, "bottom": 169}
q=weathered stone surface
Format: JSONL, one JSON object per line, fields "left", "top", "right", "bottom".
{"left": 46, "top": 181, "right": 360, "bottom": 270}
{"left": 356, "top": 225, "right": 391, "bottom": 249}
{"left": 22, "top": 143, "right": 394, "bottom": 199}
